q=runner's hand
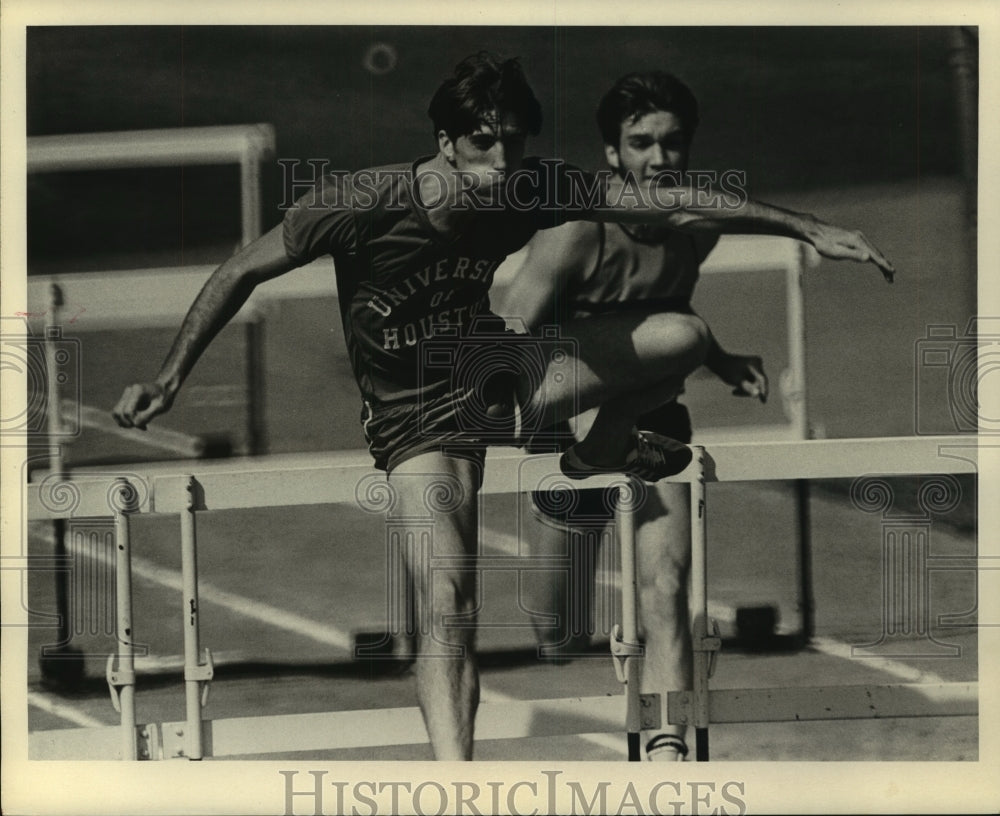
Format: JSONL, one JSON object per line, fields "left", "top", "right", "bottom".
{"left": 803, "top": 217, "right": 895, "bottom": 282}
{"left": 713, "top": 353, "right": 768, "bottom": 403}
{"left": 112, "top": 382, "right": 174, "bottom": 430}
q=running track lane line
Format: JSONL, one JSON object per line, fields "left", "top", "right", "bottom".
{"left": 27, "top": 691, "right": 108, "bottom": 728}
{"left": 29, "top": 526, "right": 356, "bottom": 654}
{"left": 27, "top": 543, "right": 353, "bottom": 732}
{"left": 809, "top": 636, "right": 953, "bottom": 686}
{"left": 128, "top": 554, "right": 355, "bottom": 652}
{"left": 136, "top": 534, "right": 958, "bottom": 739}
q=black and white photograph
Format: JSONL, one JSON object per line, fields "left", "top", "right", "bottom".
{"left": 2, "top": 2, "right": 998, "bottom": 814}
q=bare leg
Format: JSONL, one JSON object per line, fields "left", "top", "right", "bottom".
{"left": 572, "top": 380, "right": 685, "bottom": 467}
{"left": 517, "top": 492, "right": 598, "bottom": 657}
{"left": 388, "top": 451, "right": 482, "bottom": 760}
{"left": 521, "top": 310, "right": 709, "bottom": 462}
{"left": 636, "top": 482, "right": 693, "bottom": 759}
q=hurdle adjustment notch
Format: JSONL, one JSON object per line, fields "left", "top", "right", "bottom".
{"left": 609, "top": 628, "right": 662, "bottom": 729}
{"left": 105, "top": 654, "right": 136, "bottom": 713}
{"left": 180, "top": 475, "right": 210, "bottom": 759}
{"left": 185, "top": 647, "right": 215, "bottom": 707}
{"left": 695, "top": 618, "right": 722, "bottom": 678}
{"left": 609, "top": 623, "right": 643, "bottom": 684}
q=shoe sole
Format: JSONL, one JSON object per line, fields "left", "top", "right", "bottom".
{"left": 559, "top": 440, "right": 693, "bottom": 483}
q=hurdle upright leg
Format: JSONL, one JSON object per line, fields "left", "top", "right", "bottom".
{"left": 108, "top": 479, "right": 138, "bottom": 760}
{"left": 613, "top": 478, "right": 644, "bottom": 761}
{"left": 179, "top": 476, "right": 213, "bottom": 760}
{"left": 688, "top": 447, "right": 714, "bottom": 761}
{"left": 39, "top": 283, "right": 85, "bottom": 686}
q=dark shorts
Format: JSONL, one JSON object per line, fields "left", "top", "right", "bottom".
{"left": 362, "top": 317, "right": 577, "bottom": 473}
{"left": 529, "top": 400, "right": 693, "bottom": 525}
{"left": 362, "top": 388, "right": 494, "bottom": 473}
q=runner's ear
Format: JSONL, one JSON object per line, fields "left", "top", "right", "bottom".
{"left": 604, "top": 143, "right": 620, "bottom": 171}
{"left": 438, "top": 129, "right": 456, "bottom": 163}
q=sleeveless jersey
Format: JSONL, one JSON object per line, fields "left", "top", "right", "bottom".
{"left": 567, "top": 222, "right": 710, "bottom": 318}
{"left": 282, "top": 157, "right": 596, "bottom": 404}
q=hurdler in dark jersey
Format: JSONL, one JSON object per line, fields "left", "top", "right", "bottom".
{"left": 283, "top": 157, "right": 596, "bottom": 406}
{"left": 283, "top": 156, "right": 599, "bottom": 469}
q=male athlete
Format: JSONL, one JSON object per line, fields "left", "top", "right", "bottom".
{"left": 502, "top": 70, "right": 769, "bottom": 760}
{"left": 113, "top": 53, "right": 893, "bottom": 760}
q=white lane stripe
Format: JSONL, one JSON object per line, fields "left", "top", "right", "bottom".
{"left": 137, "top": 533, "right": 966, "bottom": 718}
{"left": 809, "top": 636, "right": 951, "bottom": 685}
{"left": 39, "top": 528, "right": 355, "bottom": 653}
{"left": 129, "top": 554, "right": 354, "bottom": 652}
{"left": 133, "top": 536, "right": 624, "bottom": 754}
{"left": 28, "top": 691, "right": 108, "bottom": 728}
{"left": 479, "top": 686, "right": 626, "bottom": 757}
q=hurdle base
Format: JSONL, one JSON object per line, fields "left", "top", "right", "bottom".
{"left": 29, "top": 681, "right": 977, "bottom": 760}
{"left": 732, "top": 605, "right": 783, "bottom": 651}
{"left": 351, "top": 631, "right": 416, "bottom": 675}
{"left": 38, "top": 646, "right": 86, "bottom": 689}
{"left": 199, "top": 434, "right": 236, "bottom": 459}
{"left": 668, "top": 681, "right": 977, "bottom": 727}
{"left": 30, "top": 694, "right": 633, "bottom": 760}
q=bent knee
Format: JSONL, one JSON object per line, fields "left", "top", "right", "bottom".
{"left": 645, "top": 311, "right": 710, "bottom": 369}
{"left": 675, "top": 312, "right": 710, "bottom": 362}
{"left": 423, "top": 571, "right": 478, "bottom": 616}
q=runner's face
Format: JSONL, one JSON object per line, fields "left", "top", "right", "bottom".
{"left": 441, "top": 113, "right": 527, "bottom": 190}
{"left": 606, "top": 109, "right": 688, "bottom": 180}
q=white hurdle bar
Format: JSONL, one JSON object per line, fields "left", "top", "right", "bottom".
{"left": 27, "top": 435, "right": 978, "bottom": 760}
{"left": 28, "top": 124, "right": 276, "bottom": 247}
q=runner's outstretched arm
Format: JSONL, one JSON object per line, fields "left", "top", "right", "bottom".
{"left": 588, "top": 179, "right": 895, "bottom": 282}
{"left": 112, "top": 225, "right": 298, "bottom": 430}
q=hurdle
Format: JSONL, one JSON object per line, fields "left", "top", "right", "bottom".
{"left": 693, "top": 234, "right": 819, "bottom": 644}
{"left": 27, "top": 258, "right": 338, "bottom": 460}
{"left": 27, "top": 124, "right": 334, "bottom": 683}
{"left": 28, "top": 124, "right": 276, "bottom": 248}
{"left": 26, "top": 122, "right": 334, "bottom": 458}
{"left": 26, "top": 434, "right": 978, "bottom": 761}
{"left": 673, "top": 436, "right": 979, "bottom": 761}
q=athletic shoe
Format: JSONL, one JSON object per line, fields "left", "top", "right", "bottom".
{"left": 559, "top": 428, "right": 692, "bottom": 482}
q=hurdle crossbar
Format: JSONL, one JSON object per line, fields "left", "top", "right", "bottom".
{"left": 26, "top": 234, "right": 797, "bottom": 330}
{"left": 28, "top": 125, "right": 276, "bottom": 247}
{"left": 27, "top": 435, "right": 977, "bottom": 521}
